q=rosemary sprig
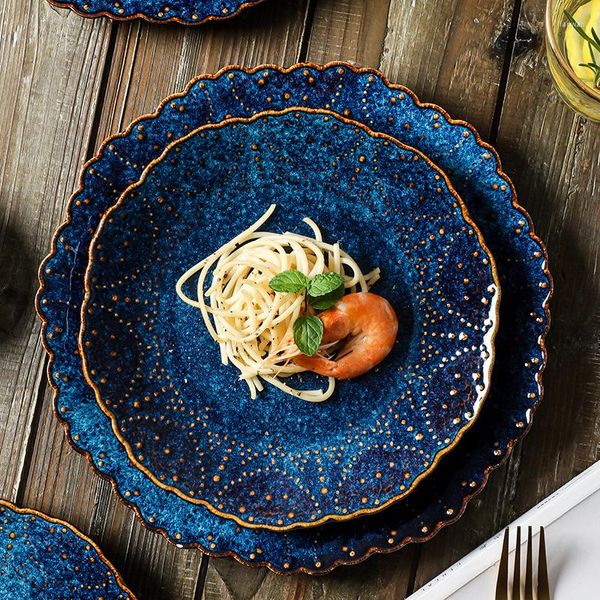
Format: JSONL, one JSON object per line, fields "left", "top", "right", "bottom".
{"left": 564, "top": 10, "right": 600, "bottom": 88}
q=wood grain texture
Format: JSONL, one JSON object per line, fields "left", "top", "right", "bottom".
{"left": 494, "top": 0, "right": 600, "bottom": 511}
{"left": 97, "top": 0, "right": 311, "bottom": 138}
{"left": 410, "top": 0, "right": 600, "bottom": 590}
{"left": 0, "top": 0, "right": 111, "bottom": 500}
{"left": 203, "top": 554, "right": 415, "bottom": 600}
{"left": 2, "top": 0, "right": 599, "bottom": 598}
{"left": 305, "top": 0, "right": 391, "bottom": 65}
{"left": 15, "top": 1, "right": 312, "bottom": 599}
{"left": 381, "top": 0, "right": 517, "bottom": 138}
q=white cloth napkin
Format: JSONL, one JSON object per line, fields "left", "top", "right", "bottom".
{"left": 408, "top": 460, "right": 600, "bottom": 599}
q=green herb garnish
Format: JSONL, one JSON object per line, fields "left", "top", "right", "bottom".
{"left": 564, "top": 10, "right": 600, "bottom": 88}
{"left": 269, "top": 270, "right": 310, "bottom": 293}
{"left": 268, "top": 269, "right": 346, "bottom": 355}
{"left": 308, "top": 286, "right": 345, "bottom": 311}
{"left": 268, "top": 270, "right": 344, "bottom": 310}
{"left": 307, "top": 272, "right": 345, "bottom": 298}
{"left": 293, "top": 315, "right": 324, "bottom": 356}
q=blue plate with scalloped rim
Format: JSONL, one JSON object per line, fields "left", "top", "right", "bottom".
{"left": 0, "top": 500, "right": 136, "bottom": 599}
{"left": 79, "top": 108, "right": 499, "bottom": 531}
{"left": 47, "top": 0, "right": 264, "bottom": 25}
{"left": 37, "top": 64, "right": 550, "bottom": 571}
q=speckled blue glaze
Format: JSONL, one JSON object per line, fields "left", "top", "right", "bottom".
{"left": 48, "top": 0, "right": 264, "bottom": 24}
{"left": 0, "top": 501, "right": 135, "bottom": 599}
{"left": 37, "top": 64, "right": 550, "bottom": 571}
{"left": 81, "top": 109, "right": 499, "bottom": 530}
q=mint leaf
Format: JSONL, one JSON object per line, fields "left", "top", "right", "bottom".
{"left": 308, "top": 285, "right": 344, "bottom": 310}
{"left": 293, "top": 315, "right": 323, "bottom": 356}
{"left": 269, "top": 270, "right": 309, "bottom": 293}
{"left": 307, "top": 272, "right": 344, "bottom": 298}
{"left": 307, "top": 272, "right": 344, "bottom": 310}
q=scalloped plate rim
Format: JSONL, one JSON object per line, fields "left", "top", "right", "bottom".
{"left": 35, "top": 61, "right": 552, "bottom": 574}
{"left": 0, "top": 499, "right": 138, "bottom": 597}
{"left": 46, "top": 0, "right": 267, "bottom": 25}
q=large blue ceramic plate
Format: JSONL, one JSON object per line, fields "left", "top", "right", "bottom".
{"left": 79, "top": 108, "right": 499, "bottom": 531}
{"left": 37, "top": 64, "right": 551, "bottom": 572}
{"left": 47, "top": 0, "right": 264, "bottom": 25}
{"left": 0, "top": 500, "right": 136, "bottom": 599}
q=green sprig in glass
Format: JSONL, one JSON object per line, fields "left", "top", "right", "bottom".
{"left": 564, "top": 9, "right": 600, "bottom": 88}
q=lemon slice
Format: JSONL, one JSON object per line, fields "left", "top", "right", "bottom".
{"left": 565, "top": 0, "right": 600, "bottom": 87}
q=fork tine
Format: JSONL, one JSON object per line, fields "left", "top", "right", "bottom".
{"left": 495, "top": 529, "right": 509, "bottom": 600}
{"left": 537, "top": 527, "right": 551, "bottom": 600}
{"left": 524, "top": 526, "right": 534, "bottom": 600}
{"left": 512, "top": 526, "right": 521, "bottom": 600}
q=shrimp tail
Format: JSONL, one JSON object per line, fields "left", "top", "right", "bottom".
{"left": 293, "top": 354, "right": 341, "bottom": 378}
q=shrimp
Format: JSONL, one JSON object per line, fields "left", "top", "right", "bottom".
{"left": 293, "top": 292, "right": 398, "bottom": 379}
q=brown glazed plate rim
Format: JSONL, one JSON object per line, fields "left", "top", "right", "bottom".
{"left": 0, "top": 499, "right": 138, "bottom": 597}
{"left": 46, "top": 0, "right": 267, "bottom": 26}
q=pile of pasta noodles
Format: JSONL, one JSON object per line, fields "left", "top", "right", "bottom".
{"left": 176, "top": 205, "right": 379, "bottom": 402}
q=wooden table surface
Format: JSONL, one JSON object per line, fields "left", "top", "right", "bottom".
{"left": 1, "top": 0, "right": 599, "bottom": 598}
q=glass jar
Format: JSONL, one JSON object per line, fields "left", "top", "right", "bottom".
{"left": 545, "top": 0, "right": 600, "bottom": 121}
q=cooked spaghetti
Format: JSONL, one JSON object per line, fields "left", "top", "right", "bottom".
{"left": 175, "top": 204, "right": 380, "bottom": 402}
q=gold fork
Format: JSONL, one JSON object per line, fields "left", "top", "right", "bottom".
{"left": 495, "top": 526, "right": 550, "bottom": 600}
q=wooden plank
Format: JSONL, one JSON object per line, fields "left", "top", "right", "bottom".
{"left": 203, "top": 555, "right": 415, "bottom": 600}
{"left": 19, "top": 2, "right": 312, "bottom": 599}
{"left": 491, "top": 0, "right": 600, "bottom": 517}
{"left": 375, "top": 0, "right": 528, "bottom": 592}
{"left": 202, "top": 1, "right": 522, "bottom": 598}
{"left": 410, "top": 0, "right": 600, "bottom": 591}
{"left": 199, "top": 3, "right": 414, "bottom": 597}
{"left": 305, "top": 0, "right": 391, "bottom": 65}
{"left": 97, "top": 0, "right": 312, "bottom": 137}
{"left": 0, "top": 0, "right": 111, "bottom": 500}
{"left": 381, "top": 0, "right": 517, "bottom": 138}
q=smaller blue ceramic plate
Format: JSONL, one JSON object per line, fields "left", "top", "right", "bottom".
{"left": 0, "top": 500, "right": 136, "bottom": 599}
{"left": 47, "top": 0, "right": 265, "bottom": 25}
{"left": 80, "top": 108, "right": 500, "bottom": 530}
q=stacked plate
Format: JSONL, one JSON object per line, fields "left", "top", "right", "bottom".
{"left": 37, "top": 63, "right": 551, "bottom": 573}
{"left": 47, "top": 0, "right": 265, "bottom": 25}
{"left": 0, "top": 500, "right": 136, "bottom": 598}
